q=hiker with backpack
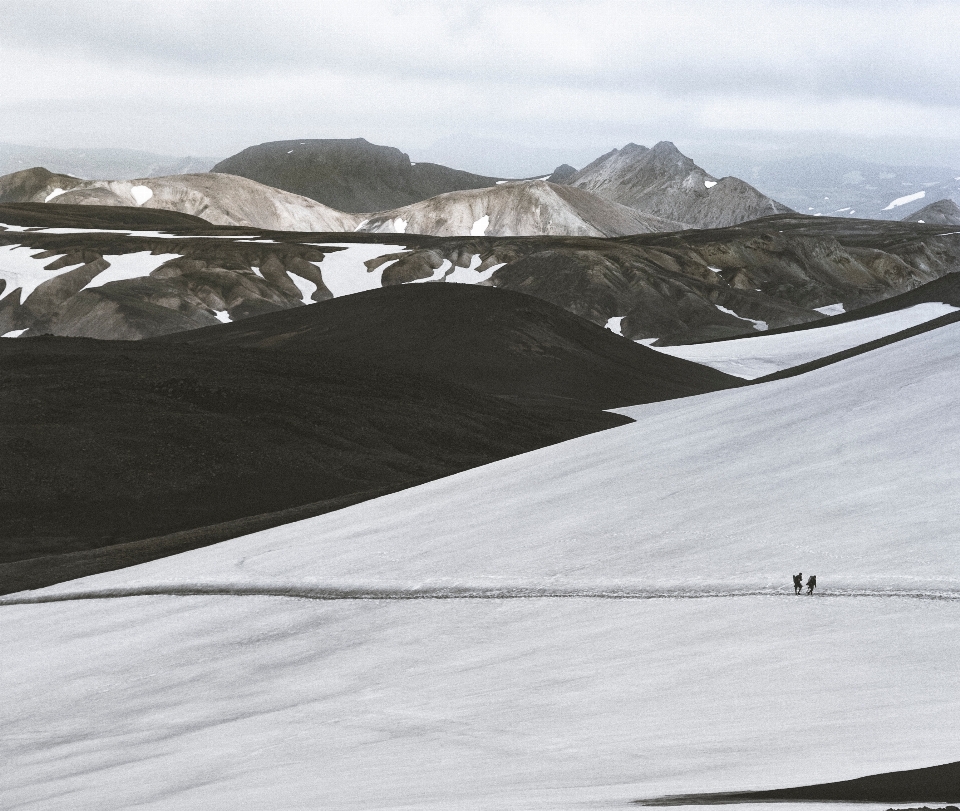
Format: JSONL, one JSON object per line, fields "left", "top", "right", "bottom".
{"left": 806, "top": 574, "right": 817, "bottom": 595}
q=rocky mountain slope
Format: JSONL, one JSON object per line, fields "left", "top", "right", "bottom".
{"left": 901, "top": 198, "right": 960, "bottom": 225}
{"left": 212, "top": 138, "right": 504, "bottom": 213}
{"left": 557, "top": 141, "right": 794, "bottom": 228}
{"left": 0, "top": 283, "right": 736, "bottom": 593}
{"left": 3, "top": 205, "right": 959, "bottom": 343}
{"left": 355, "top": 179, "right": 684, "bottom": 237}
{"left": 0, "top": 167, "right": 360, "bottom": 231}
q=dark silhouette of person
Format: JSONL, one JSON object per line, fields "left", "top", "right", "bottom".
{"left": 793, "top": 573, "right": 803, "bottom": 595}
{"left": 806, "top": 574, "right": 817, "bottom": 595}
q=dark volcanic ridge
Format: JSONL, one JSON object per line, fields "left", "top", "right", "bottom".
{"left": 211, "top": 138, "right": 505, "bottom": 214}
{"left": 0, "top": 283, "right": 738, "bottom": 595}
{"left": 637, "top": 759, "right": 960, "bottom": 805}
{"left": 4, "top": 204, "right": 959, "bottom": 344}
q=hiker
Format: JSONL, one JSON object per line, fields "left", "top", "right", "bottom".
{"left": 806, "top": 574, "right": 817, "bottom": 595}
{"left": 793, "top": 572, "right": 803, "bottom": 595}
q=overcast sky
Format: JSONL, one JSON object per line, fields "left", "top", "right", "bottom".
{"left": 2, "top": 0, "right": 959, "bottom": 173}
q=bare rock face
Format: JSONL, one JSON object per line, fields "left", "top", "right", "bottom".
{"left": 561, "top": 141, "right": 794, "bottom": 229}
{"left": 901, "top": 198, "right": 960, "bottom": 226}
{"left": 211, "top": 138, "right": 505, "bottom": 213}
{"left": 356, "top": 180, "right": 685, "bottom": 238}
{"left": 0, "top": 167, "right": 84, "bottom": 203}
{"left": 0, "top": 170, "right": 362, "bottom": 231}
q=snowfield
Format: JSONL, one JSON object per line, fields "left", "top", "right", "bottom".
{"left": 2, "top": 595, "right": 957, "bottom": 811}
{"left": 649, "top": 302, "right": 958, "bottom": 378}
{"left": 4, "top": 310, "right": 960, "bottom": 809}
{"left": 0, "top": 244, "right": 84, "bottom": 304}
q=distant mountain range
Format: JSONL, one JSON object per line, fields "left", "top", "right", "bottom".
{"left": 0, "top": 142, "right": 219, "bottom": 180}
{"left": 1, "top": 138, "right": 794, "bottom": 237}
{"left": 705, "top": 152, "right": 960, "bottom": 221}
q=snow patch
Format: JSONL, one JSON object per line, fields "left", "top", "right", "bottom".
{"left": 716, "top": 304, "right": 768, "bottom": 331}
{"left": 43, "top": 188, "right": 67, "bottom": 203}
{"left": 0, "top": 245, "right": 83, "bottom": 304}
{"left": 470, "top": 215, "right": 490, "bottom": 236}
{"left": 707, "top": 266, "right": 723, "bottom": 274}
{"left": 703, "top": 180, "right": 717, "bottom": 189}
{"left": 286, "top": 272, "right": 318, "bottom": 305}
{"left": 883, "top": 190, "right": 926, "bottom": 211}
{"left": 213, "top": 310, "right": 232, "bottom": 323}
{"left": 605, "top": 316, "right": 625, "bottom": 336}
{"left": 1, "top": 328, "right": 27, "bottom": 337}
{"left": 650, "top": 302, "right": 958, "bottom": 379}
{"left": 393, "top": 218, "right": 408, "bottom": 233}
{"left": 251, "top": 266, "right": 265, "bottom": 278}
{"left": 130, "top": 185, "right": 153, "bottom": 206}
{"left": 444, "top": 256, "right": 504, "bottom": 285}
{"left": 353, "top": 219, "right": 370, "bottom": 232}
{"left": 308, "top": 243, "right": 405, "bottom": 298}
{"left": 815, "top": 303, "right": 846, "bottom": 316}
{"left": 82, "top": 252, "right": 181, "bottom": 290}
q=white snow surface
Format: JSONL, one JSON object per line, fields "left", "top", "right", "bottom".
{"left": 286, "top": 271, "right": 318, "bottom": 305}
{"left": 393, "top": 217, "right": 408, "bottom": 233}
{"left": 716, "top": 303, "right": 768, "bottom": 331}
{"left": 81, "top": 252, "right": 181, "bottom": 290}
{"left": 605, "top": 315, "right": 625, "bottom": 335}
{"left": 1, "top": 328, "right": 27, "bottom": 337}
{"left": 651, "top": 302, "right": 958, "bottom": 379}
{"left": 43, "top": 187, "right": 67, "bottom": 202}
{"left": 443, "top": 256, "right": 503, "bottom": 284}
{"left": 815, "top": 303, "right": 846, "bottom": 316}
{"left": 5, "top": 324, "right": 960, "bottom": 809}
{"left": 704, "top": 179, "right": 717, "bottom": 188}
{"left": 129, "top": 185, "right": 154, "bottom": 206}
{"left": 307, "top": 243, "right": 404, "bottom": 298}
{"left": 882, "top": 190, "right": 926, "bottom": 210}
{"left": 212, "top": 309, "right": 231, "bottom": 323}
{"left": 0, "top": 244, "right": 83, "bottom": 304}
{"left": 470, "top": 214, "right": 490, "bottom": 236}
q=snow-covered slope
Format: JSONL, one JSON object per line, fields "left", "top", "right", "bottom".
{"left": 3, "top": 322, "right": 960, "bottom": 809}
{"left": 21, "top": 319, "right": 960, "bottom": 597}
{"left": 647, "top": 301, "right": 959, "bottom": 378}
{"left": 2, "top": 594, "right": 956, "bottom": 811}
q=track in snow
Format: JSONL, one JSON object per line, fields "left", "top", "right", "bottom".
{"left": 3, "top": 584, "right": 958, "bottom": 606}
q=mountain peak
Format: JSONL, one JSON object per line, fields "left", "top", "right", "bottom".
{"left": 565, "top": 141, "right": 793, "bottom": 228}
{"left": 901, "top": 198, "right": 960, "bottom": 226}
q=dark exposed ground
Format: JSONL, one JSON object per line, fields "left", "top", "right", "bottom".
{"left": 4, "top": 204, "right": 960, "bottom": 343}
{"left": 637, "top": 759, "right": 960, "bottom": 804}
{"left": 161, "top": 283, "right": 736, "bottom": 406}
{"left": 0, "top": 284, "right": 738, "bottom": 595}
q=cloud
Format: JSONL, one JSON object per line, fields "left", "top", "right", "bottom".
{"left": 1, "top": 0, "right": 959, "bottom": 164}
